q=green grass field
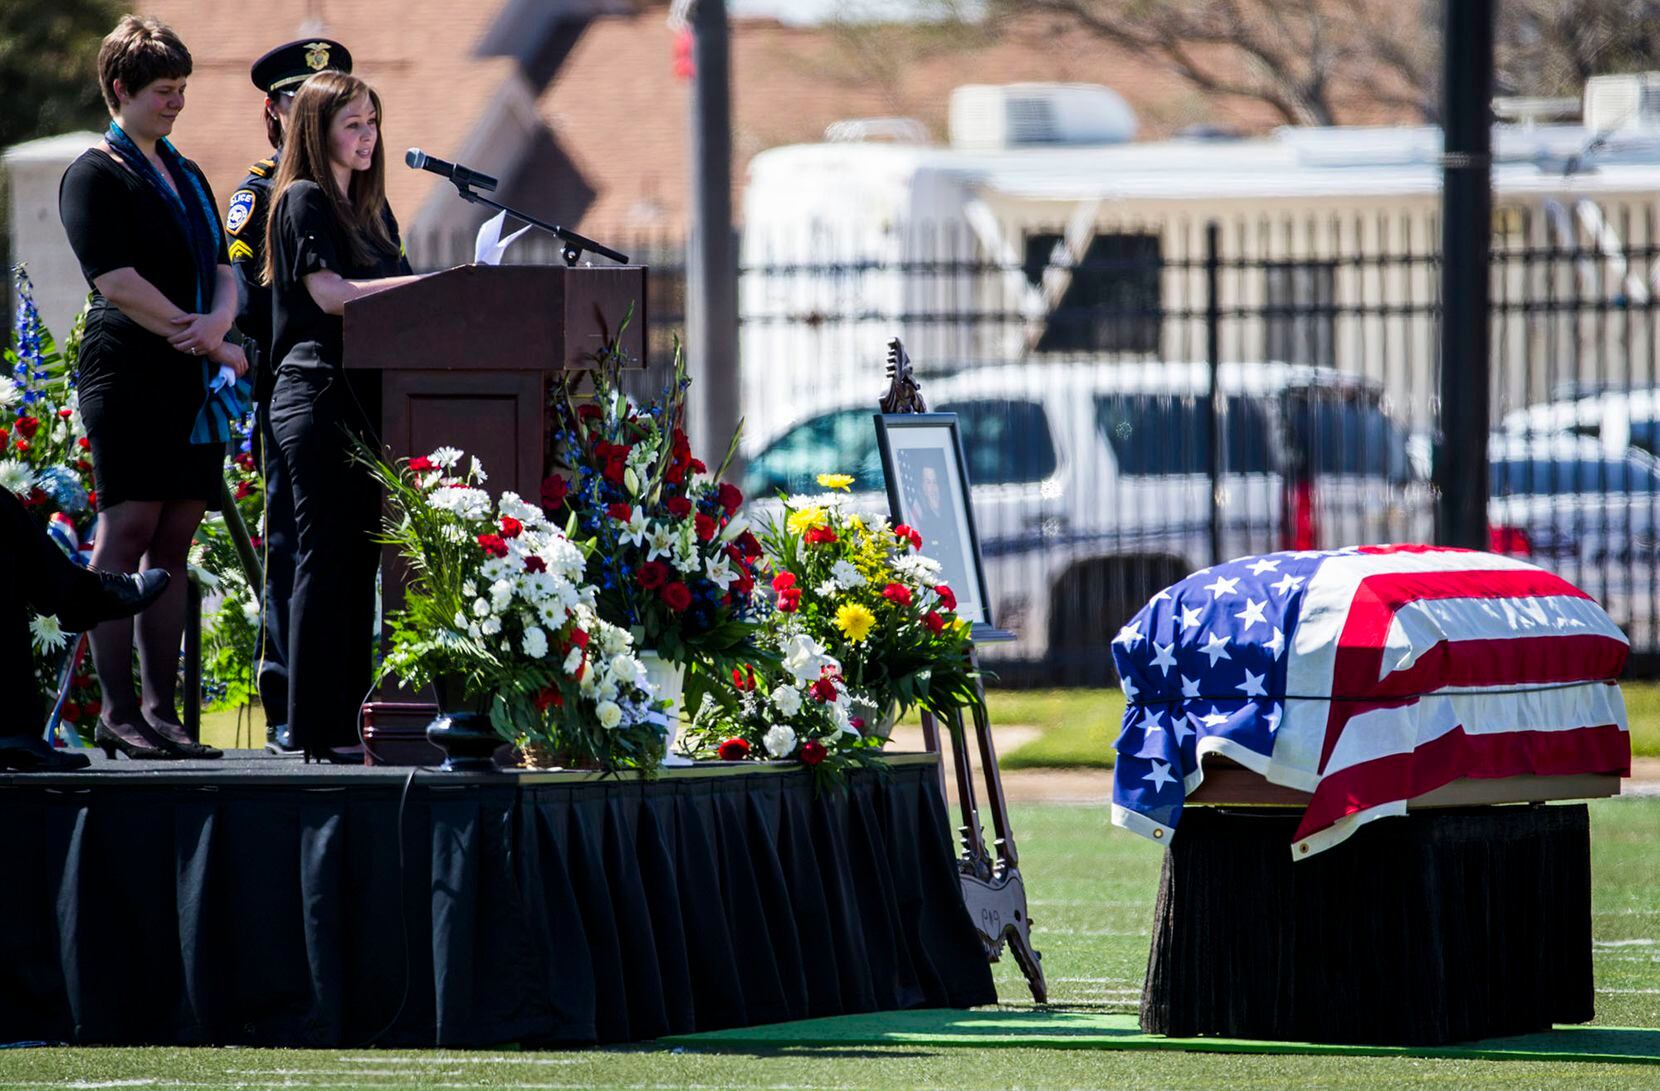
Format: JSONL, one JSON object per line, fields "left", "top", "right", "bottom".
{"left": 3, "top": 796, "right": 1656, "bottom": 1088}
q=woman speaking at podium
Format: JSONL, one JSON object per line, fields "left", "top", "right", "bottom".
{"left": 261, "top": 70, "right": 418, "bottom": 763}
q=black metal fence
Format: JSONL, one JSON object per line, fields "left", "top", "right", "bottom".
{"left": 412, "top": 203, "right": 1660, "bottom": 681}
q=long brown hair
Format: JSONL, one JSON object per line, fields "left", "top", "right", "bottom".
{"left": 261, "top": 71, "right": 394, "bottom": 286}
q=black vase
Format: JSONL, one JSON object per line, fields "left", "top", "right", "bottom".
{"left": 425, "top": 710, "right": 501, "bottom": 773}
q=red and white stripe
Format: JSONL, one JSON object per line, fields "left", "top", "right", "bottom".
{"left": 1270, "top": 546, "right": 1630, "bottom": 856}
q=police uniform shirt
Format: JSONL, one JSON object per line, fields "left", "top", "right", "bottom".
{"left": 226, "top": 152, "right": 278, "bottom": 397}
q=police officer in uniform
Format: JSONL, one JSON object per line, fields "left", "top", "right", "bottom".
{"left": 226, "top": 38, "right": 351, "bottom": 754}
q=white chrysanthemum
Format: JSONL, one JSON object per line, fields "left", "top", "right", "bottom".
{"left": 471, "top": 597, "right": 490, "bottom": 618}
{"left": 893, "top": 554, "right": 943, "bottom": 582}
{"left": 480, "top": 616, "right": 502, "bottom": 636}
{"left": 497, "top": 492, "right": 542, "bottom": 525}
{"left": 461, "top": 580, "right": 477, "bottom": 598}
{"left": 453, "top": 610, "right": 469, "bottom": 629}
{"left": 428, "top": 486, "right": 490, "bottom": 519}
{"left": 831, "top": 559, "right": 866, "bottom": 588}
{"left": 489, "top": 578, "right": 514, "bottom": 611}
{"left": 0, "top": 378, "right": 21, "bottom": 410}
{"left": 771, "top": 685, "right": 803, "bottom": 717}
{"left": 29, "top": 613, "right": 67, "bottom": 652}
{"left": 763, "top": 724, "right": 798, "bottom": 758}
{"left": 440, "top": 523, "right": 469, "bottom": 543}
{"left": 596, "top": 700, "right": 623, "bottom": 729}
{"left": 469, "top": 455, "right": 488, "bottom": 482}
{"left": 0, "top": 460, "right": 33, "bottom": 496}
{"left": 563, "top": 645, "right": 585, "bottom": 675}
{"left": 524, "top": 624, "right": 551, "bottom": 660}
{"left": 598, "top": 624, "right": 629, "bottom": 655}
{"left": 595, "top": 678, "right": 619, "bottom": 703}
{"left": 429, "top": 446, "right": 464, "bottom": 469}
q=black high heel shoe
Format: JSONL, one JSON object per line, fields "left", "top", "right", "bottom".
{"left": 141, "top": 716, "right": 222, "bottom": 760}
{"left": 59, "top": 569, "right": 172, "bottom": 632}
{"left": 303, "top": 745, "right": 365, "bottom": 765}
{"left": 95, "top": 722, "right": 173, "bottom": 760}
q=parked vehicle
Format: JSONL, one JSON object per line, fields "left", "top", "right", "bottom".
{"left": 1500, "top": 388, "right": 1660, "bottom": 460}
{"left": 742, "top": 361, "right": 1424, "bottom": 681}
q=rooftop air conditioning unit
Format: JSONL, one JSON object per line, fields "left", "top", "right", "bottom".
{"left": 1584, "top": 73, "right": 1660, "bottom": 133}
{"left": 949, "top": 83, "right": 1137, "bottom": 150}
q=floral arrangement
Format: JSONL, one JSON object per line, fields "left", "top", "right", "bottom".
{"left": 756, "top": 474, "right": 982, "bottom": 726}
{"left": 684, "top": 628, "right": 885, "bottom": 788}
{"left": 546, "top": 332, "right": 765, "bottom": 681}
{"left": 372, "top": 445, "right": 666, "bottom": 769}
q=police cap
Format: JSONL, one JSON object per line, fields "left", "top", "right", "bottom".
{"left": 250, "top": 38, "right": 353, "bottom": 95}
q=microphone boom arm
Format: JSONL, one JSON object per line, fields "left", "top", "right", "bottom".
{"left": 449, "top": 181, "right": 629, "bottom": 267}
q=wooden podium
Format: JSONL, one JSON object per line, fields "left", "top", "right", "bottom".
{"left": 343, "top": 263, "right": 646, "bottom": 504}
{"left": 343, "top": 264, "right": 646, "bottom": 753}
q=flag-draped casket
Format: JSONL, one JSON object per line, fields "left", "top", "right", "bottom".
{"left": 1110, "top": 545, "right": 1631, "bottom": 857}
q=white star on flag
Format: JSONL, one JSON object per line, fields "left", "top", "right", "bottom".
{"left": 1234, "top": 597, "right": 1267, "bottom": 630}
{"left": 1120, "top": 674, "right": 1139, "bottom": 700}
{"left": 1149, "top": 640, "right": 1177, "bottom": 675}
{"left": 1264, "top": 703, "right": 1283, "bottom": 733}
{"left": 1139, "top": 709, "right": 1164, "bottom": 733}
{"left": 1180, "top": 605, "right": 1203, "bottom": 630}
{"left": 1265, "top": 626, "right": 1285, "bottom": 659}
{"left": 1142, "top": 759, "right": 1176, "bottom": 792}
{"left": 1237, "top": 669, "right": 1267, "bottom": 697}
{"left": 1200, "top": 705, "right": 1229, "bottom": 727}
{"left": 1247, "top": 557, "right": 1280, "bottom": 575}
{"left": 1180, "top": 675, "right": 1201, "bottom": 698}
{"left": 1114, "top": 621, "right": 1144, "bottom": 646}
{"left": 1202, "top": 574, "right": 1241, "bottom": 600}
{"left": 1271, "top": 573, "right": 1304, "bottom": 596}
{"left": 1200, "top": 631, "right": 1232, "bottom": 666}
{"left": 1151, "top": 588, "right": 1171, "bottom": 603}
{"left": 1173, "top": 715, "right": 1195, "bottom": 743}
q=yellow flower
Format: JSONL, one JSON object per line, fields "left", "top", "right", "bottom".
{"left": 786, "top": 506, "right": 826, "bottom": 535}
{"left": 846, "top": 515, "right": 865, "bottom": 532}
{"left": 817, "top": 473, "right": 855, "bottom": 491}
{"left": 834, "top": 602, "right": 877, "bottom": 642}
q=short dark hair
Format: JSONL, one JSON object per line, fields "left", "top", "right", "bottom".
{"left": 97, "top": 15, "right": 192, "bottom": 115}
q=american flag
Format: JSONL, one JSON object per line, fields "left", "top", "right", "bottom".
{"left": 1110, "top": 545, "right": 1631, "bottom": 858}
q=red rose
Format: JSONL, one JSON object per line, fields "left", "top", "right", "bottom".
{"left": 800, "top": 739, "right": 827, "bottom": 766}
{"left": 569, "top": 628, "right": 591, "bottom": 649}
{"left": 603, "top": 456, "right": 626, "bottom": 484}
{"left": 667, "top": 496, "right": 693, "bottom": 518}
{"left": 76, "top": 436, "right": 90, "bottom": 450}
{"left": 607, "top": 502, "right": 633, "bottom": 522}
{"left": 476, "top": 533, "right": 509, "bottom": 558}
{"left": 731, "top": 665, "right": 757, "bottom": 691}
{"left": 882, "top": 582, "right": 913, "bottom": 606}
{"left": 499, "top": 516, "right": 524, "bottom": 539}
{"left": 717, "top": 737, "right": 751, "bottom": 761}
{"left": 923, "top": 610, "right": 946, "bottom": 633}
{"left": 804, "top": 525, "right": 838, "bottom": 546}
{"left": 732, "top": 566, "right": 755, "bottom": 595}
{"left": 772, "top": 571, "right": 797, "bottom": 591}
{"left": 408, "top": 455, "right": 434, "bottom": 471}
{"left": 60, "top": 700, "right": 80, "bottom": 723}
{"left": 75, "top": 460, "right": 92, "bottom": 472}
{"left": 735, "top": 530, "right": 763, "bottom": 559}
{"left": 636, "top": 560, "right": 669, "bottom": 590}
{"left": 716, "top": 482, "right": 743, "bottom": 514}
{"left": 234, "top": 480, "right": 253, "bottom": 500}
{"left": 249, "top": 534, "right": 263, "bottom": 549}
{"left": 935, "top": 584, "right": 957, "bottom": 611}
{"left": 576, "top": 403, "right": 603, "bottom": 421}
{"left": 234, "top": 452, "right": 256, "bottom": 471}
{"left": 14, "top": 439, "right": 29, "bottom": 454}
{"left": 849, "top": 716, "right": 866, "bottom": 731}
{"left": 777, "top": 587, "right": 802, "bottom": 612}
{"left": 694, "top": 513, "right": 716, "bottom": 541}
{"left": 87, "top": 491, "right": 97, "bottom": 508}
{"left": 534, "top": 686, "right": 564, "bottom": 712}
{"left": 665, "top": 461, "right": 687, "bottom": 485}
{"left": 0, "top": 429, "right": 9, "bottom": 448}
{"left": 541, "top": 474, "right": 568, "bottom": 509}
{"left": 58, "top": 408, "right": 73, "bottom": 419}
{"left": 810, "top": 677, "right": 838, "bottom": 703}
{"left": 15, "top": 416, "right": 39, "bottom": 439}
{"left": 524, "top": 555, "right": 547, "bottom": 574}
{"left": 689, "top": 458, "right": 707, "bottom": 474}
{"left": 661, "top": 581, "right": 693, "bottom": 611}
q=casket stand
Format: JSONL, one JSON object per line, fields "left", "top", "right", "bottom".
{"left": 1140, "top": 760, "right": 1617, "bottom": 1046}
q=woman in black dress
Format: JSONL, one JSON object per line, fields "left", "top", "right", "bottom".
{"left": 262, "top": 70, "right": 418, "bottom": 762}
{"left": 58, "top": 16, "right": 249, "bottom": 760}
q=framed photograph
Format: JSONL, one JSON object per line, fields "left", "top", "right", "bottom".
{"left": 874, "top": 412, "right": 995, "bottom": 630}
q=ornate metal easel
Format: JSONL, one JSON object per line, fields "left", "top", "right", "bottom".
{"left": 879, "top": 338, "right": 1047, "bottom": 1003}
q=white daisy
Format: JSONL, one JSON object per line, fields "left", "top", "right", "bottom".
{"left": 29, "top": 613, "right": 67, "bottom": 652}
{"left": 0, "top": 460, "right": 33, "bottom": 496}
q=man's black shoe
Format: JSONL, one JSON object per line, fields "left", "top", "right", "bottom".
{"left": 0, "top": 734, "right": 91, "bottom": 772}
{"left": 59, "top": 569, "right": 172, "bottom": 632}
{"left": 266, "top": 722, "right": 303, "bottom": 756}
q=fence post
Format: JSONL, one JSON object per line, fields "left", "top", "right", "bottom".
{"left": 1206, "top": 220, "right": 1223, "bottom": 565}
{"left": 1435, "top": 0, "right": 1496, "bottom": 549}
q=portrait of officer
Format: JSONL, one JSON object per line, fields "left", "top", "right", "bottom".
{"left": 224, "top": 37, "right": 351, "bottom": 754}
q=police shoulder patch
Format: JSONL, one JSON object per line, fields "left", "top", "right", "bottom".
{"left": 226, "top": 189, "right": 258, "bottom": 235}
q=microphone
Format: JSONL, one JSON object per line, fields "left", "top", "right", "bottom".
{"left": 405, "top": 148, "right": 498, "bottom": 193}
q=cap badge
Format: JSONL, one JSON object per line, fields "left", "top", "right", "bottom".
{"left": 305, "top": 42, "right": 331, "bottom": 71}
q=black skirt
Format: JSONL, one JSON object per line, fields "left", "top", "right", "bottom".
{"left": 76, "top": 304, "right": 225, "bottom": 511}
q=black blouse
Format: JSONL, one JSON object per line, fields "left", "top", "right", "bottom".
{"left": 58, "top": 148, "right": 230, "bottom": 347}
{"left": 269, "top": 180, "right": 411, "bottom": 372}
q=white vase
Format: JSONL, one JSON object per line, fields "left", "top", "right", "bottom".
{"left": 639, "top": 649, "right": 693, "bottom": 766}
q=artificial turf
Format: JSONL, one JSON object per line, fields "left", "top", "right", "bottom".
{"left": 2, "top": 796, "right": 1656, "bottom": 1089}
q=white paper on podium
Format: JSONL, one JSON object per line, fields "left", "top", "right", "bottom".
{"left": 473, "top": 210, "right": 533, "bottom": 266}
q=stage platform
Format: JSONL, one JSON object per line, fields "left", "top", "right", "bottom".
{"left": 0, "top": 750, "right": 995, "bottom": 1048}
